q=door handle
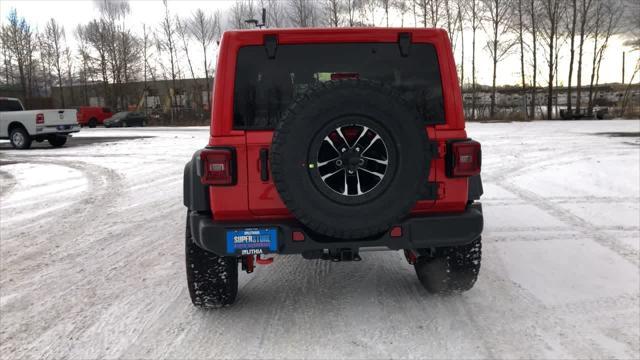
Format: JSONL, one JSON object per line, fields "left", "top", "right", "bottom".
{"left": 259, "top": 148, "right": 269, "bottom": 181}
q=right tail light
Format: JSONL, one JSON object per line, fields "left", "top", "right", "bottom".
{"left": 199, "top": 148, "right": 236, "bottom": 185}
{"left": 448, "top": 140, "right": 481, "bottom": 177}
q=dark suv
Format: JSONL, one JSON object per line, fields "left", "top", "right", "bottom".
{"left": 183, "top": 28, "right": 483, "bottom": 308}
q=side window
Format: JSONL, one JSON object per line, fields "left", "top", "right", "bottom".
{"left": 233, "top": 42, "right": 445, "bottom": 130}
{"left": 0, "top": 99, "right": 24, "bottom": 112}
{"left": 102, "top": 107, "right": 111, "bottom": 113}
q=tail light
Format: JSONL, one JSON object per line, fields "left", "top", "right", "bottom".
{"left": 199, "top": 148, "right": 236, "bottom": 185}
{"left": 331, "top": 72, "right": 359, "bottom": 80}
{"left": 448, "top": 140, "right": 481, "bottom": 177}
{"left": 36, "top": 113, "right": 44, "bottom": 124}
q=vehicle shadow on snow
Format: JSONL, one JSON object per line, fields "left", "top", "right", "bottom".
{"left": 205, "top": 256, "right": 457, "bottom": 314}
{"left": 0, "top": 136, "right": 153, "bottom": 150}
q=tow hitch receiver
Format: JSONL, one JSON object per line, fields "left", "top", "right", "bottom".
{"left": 240, "top": 254, "right": 274, "bottom": 274}
{"left": 331, "top": 248, "right": 361, "bottom": 262}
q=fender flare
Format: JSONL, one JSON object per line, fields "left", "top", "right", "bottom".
{"left": 183, "top": 150, "right": 210, "bottom": 212}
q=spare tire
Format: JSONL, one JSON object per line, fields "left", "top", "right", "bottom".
{"left": 271, "top": 80, "right": 431, "bottom": 239}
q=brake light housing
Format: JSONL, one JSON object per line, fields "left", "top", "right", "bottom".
{"left": 198, "top": 148, "right": 236, "bottom": 185}
{"left": 447, "top": 140, "right": 481, "bottom": 177}
{"left": 36, "top": 113, "right": 44, "bottom": 124}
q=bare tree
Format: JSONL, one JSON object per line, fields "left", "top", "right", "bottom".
{"left": 64, "top": 47, "right": 75, "bottom": 105}
{"left": 4, "top": 9, "right": 34, "bottom": 99}
{"left": 158, "top": 0, "right": 179, "bottom": 122}
{"left": 380, "top": 0, "right": 392, "bottom": 27}
{"left": 287, "top": 0, "right": 317, "bottom": 27}
{"left": 74, "top": 25, "right": 91, "bottom": 105}
{"left": 325, "top": 0, "right": 342, "bottom": 27}
{"left": 587, "top": 0, "right": 621, "bottom": 114}
{"left": 538, "top": 0, "right": 563, "bottom": 119}
{"left": 566, "top": 0, "right": 578, "bottom": 115}
{"left": 515, "top": 0, "right": 527, "bottom": 119}
{"left": 575, "top": 0, "right": 594, "bottom": 114}
{"left": 465, "top": 0, "right": 481, "bottom": 120}
{"left": 189, "top": 9, "right": 220, "bottom": 108}
{"left": 527, "top": 0, "right": 539, "bottom": 119}
{"left": 343, "top": 0, "right": 363, "bottom": 26}
{"left": 481, "top": 0, "right": 517, "bottom": 118}
{"left": 84, "top": 20, "right": 110, "bottom": 106}
{"left": 265, "top": 0, "right": 287, "bottom": 27}
{"left": 394, "top": 0, "right": 411, "bottom": 27}
{"left": 45, "top": 18, "right": 66, "bottom": 107}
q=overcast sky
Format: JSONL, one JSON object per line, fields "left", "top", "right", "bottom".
{"left": 1, "top": 0, "right": 637, "bottom": 87}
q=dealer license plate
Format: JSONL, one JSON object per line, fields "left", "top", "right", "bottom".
{"left": 226, "top": 228, "right": 277, "bottom": 255}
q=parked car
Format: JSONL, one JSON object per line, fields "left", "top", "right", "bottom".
{"left": 76, "top": 106, "right": 112, "bottom": 128}
{"left": 183, "top": 28, "right": 483, "bottom": 308}
{"left": 103, "top": 111, "right": 147, "bottom": 128}
{"left": 0, "top": 97, "right": 79, "bottom": 149}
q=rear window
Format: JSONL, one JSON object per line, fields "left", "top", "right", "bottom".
{"left": 233, "top": 42, "right": 445, "bottom": 130}
{"left": 0, "top": 99, "right": 23, "bottom": 112}
{"left": 102, "top": 107, "right": 111, "bottom": 113}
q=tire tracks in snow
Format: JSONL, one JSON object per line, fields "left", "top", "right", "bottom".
{"left": 497, "top": 180, "right": 639, "bottom": 267}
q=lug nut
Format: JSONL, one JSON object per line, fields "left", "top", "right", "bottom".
{"left": 336, "top": 160, "right": 343, "bottom": 166}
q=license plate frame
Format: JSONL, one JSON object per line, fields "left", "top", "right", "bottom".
{"left": 226, "top": 228, "right": 278, "bottom": 255}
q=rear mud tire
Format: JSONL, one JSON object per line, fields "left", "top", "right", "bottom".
{"left": 185, "top": 214, "right": 238, "bottom": 308}
{"left": 88, "top": 118, "right": 97, "bottom": 128}
{"left": 414, "top": 237, "right": 482, "bottom": 295}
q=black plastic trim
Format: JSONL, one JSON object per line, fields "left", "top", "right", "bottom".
{"left": 468, "top": 174, "right": 483, "bottom": 201}
{"left": 259, "top": 148, "right": 269, "bottom": 181}
{"left": 183, "top": 149, "right": 211, "bottom": 212}
{"left": 264, "top": 34, "right": 278, "bottom": 59}
{"left": 189, "top": 203, "right": 483, "bottom": 256}
{"left": 398, "top": 32, "right": 412, "bottom": 57}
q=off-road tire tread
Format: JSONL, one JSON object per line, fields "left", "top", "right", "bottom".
{"left": 185, "top": 214, "right": 238, "bottom": 308}
{"left": 414, "top": 237, "right": 482, "bottom": 295}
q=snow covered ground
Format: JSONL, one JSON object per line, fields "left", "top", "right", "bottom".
{"left": 0, "top": 120, "right": 638, "bottom": 359}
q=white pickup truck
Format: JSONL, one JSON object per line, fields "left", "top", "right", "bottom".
{"left": 0, "top": 97, "right": 80, "bottom": 149}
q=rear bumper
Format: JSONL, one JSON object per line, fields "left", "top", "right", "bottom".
{"left": 189, "top": 203, "right": 483, "bottom": 256}
{"left": 35, "top": 124, "right": 80, "bottom": 135}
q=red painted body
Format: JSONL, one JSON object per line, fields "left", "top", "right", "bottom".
{"left": 207, "top": 28, "right": 471, "bottom": 221}
{"left": 76, "top": 106, "right": 112, "bottom": 126}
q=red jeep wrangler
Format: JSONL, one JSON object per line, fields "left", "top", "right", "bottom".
{"left": 184, "top": 28, "right": 483, "bottom": 308}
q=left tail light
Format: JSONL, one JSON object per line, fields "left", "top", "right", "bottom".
{"left": 448, "top": 140, "right": 481, "bottom": 177}
{"left": 199, "top": 148, "right": 236, "bottom": 185}
{"left": 36, "top": 113, "right": 44, "bottom": 124}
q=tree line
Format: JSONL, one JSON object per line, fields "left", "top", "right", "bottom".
{"left": 1, "top": 0, "right": 638, "bottom": 120}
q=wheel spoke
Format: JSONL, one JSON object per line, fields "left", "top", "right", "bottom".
{"left": 361, "top": 134, "right": 380, "bottom": 155}
{"left": 335, "top": 127, "right": 350, "bottom": 148}
{"left": 323, "top": 136, "right": 341, "bottom": 154}
{"left": 342, "top": 171, "right": 349, "bottom": 195}
{"left": 363, "top": 156, "right": 388, "bottom": 165}
{"left": 321, "top": 168, "right": 344, "bottom": 181}
{"left": 356, "top": 170, "right": 364, "bottom": 195}
{"left": 317, "top": 157, "right": 340, "bottom": 167}
{"left": 352, "top": 125, "right": 369, "bottom": 149}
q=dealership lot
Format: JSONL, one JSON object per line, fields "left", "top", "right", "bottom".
{"left": 1, "top": 120, "right": 638, "bottom": 359}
